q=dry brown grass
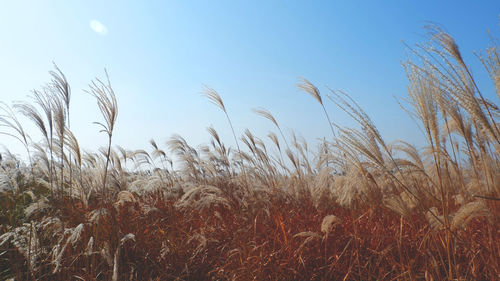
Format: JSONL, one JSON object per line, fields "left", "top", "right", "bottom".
{"left": 0, "top": 25, "right": 498, "bottom": 280}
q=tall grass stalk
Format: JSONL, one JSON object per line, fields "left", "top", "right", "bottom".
{"left": 50, "top": 65, "right": 73, "bottom": 196}
{"left": 0, "top": 103, "right": 33, "bottom": 176}
{"left": 203, "top": 86, "right": 246, "bottom": 177}
{"left": 86, "top": 70, "right": 118, "bottom": 201}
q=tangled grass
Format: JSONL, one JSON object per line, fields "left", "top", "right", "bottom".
{"left": 0, "top": 26, "right": 499, "bottom": 280}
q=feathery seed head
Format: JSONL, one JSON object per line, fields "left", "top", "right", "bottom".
{"left": 203, "top": 85, "right": 226, "bottom": 113}
{"left": 297, "top": 77, "right": 323, "bottom": 105}
{"left": 321, "top": 214, "right": 341, "bottom": 235}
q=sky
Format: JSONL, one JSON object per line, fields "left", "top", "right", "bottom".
{"left": 0, "top": 1, "right": 499, "bottom": 158}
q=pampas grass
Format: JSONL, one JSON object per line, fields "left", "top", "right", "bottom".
{"left": 298, "top": 77, "right": 337, "bottom": 140}
{"left": 87, "top": 70, "right": 118, "bottom": 201}
{"left": 0, "top": 24, "right": 498, "bottom": 280}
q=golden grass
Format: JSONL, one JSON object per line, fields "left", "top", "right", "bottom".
{"left": 0, "top": 25, "right": 498, "bottom": 280}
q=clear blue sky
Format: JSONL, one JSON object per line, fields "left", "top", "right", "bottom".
{"left": 1, "top": 1, "right": 499, "bottom": 156}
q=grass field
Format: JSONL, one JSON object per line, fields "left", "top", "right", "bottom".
{"left": 0, "top": 26, "right": 498, "bottom": 280}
